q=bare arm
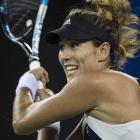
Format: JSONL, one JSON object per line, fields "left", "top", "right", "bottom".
{"left": 36, "top": 89, "right": 59, "bottom": 140}
{"left": 37, "top": 128, "right": 59, "bottom": 140}
{"left": 12, "top": 68, "right": 103, "bottom": 135}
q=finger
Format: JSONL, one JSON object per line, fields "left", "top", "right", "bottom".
{"left": 40, "top": 77, "right": 47, "bottom": 89}
{"left": 43, "top": 83, "right": 46, "bottom": 88}
{"left": 41, "top": 67, "right": 49, "bottom": 82}
{"left": 29, "top": 67, "right": 48, "bottom": 81}
{"left": 41, "top": 76, "right": 46, "bottom": 83}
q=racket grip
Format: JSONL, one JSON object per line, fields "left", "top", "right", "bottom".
{"left": 29, "top": 61, "right": 44, "bottom": 102}
{"left": 29, "top": 61, "right": 44, "bottom": 89}
{"left": 29, "top": 60, "right": 41, "bottom": 69}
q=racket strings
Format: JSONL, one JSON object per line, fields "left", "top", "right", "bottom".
{"left": 9, "top": 9, "right": 33, "bottom": 38}
{"left": 4, "top": 0, "right": 40, "bottom": 38}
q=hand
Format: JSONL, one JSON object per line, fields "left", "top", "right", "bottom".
{"left": 27, "top": 67, "right": 49, "bottom": 85}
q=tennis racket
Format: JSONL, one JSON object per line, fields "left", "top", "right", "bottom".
{"left": 0, "top": 0, "right": 49, "bottom": 101}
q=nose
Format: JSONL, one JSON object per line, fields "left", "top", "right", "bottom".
{"left": 59, "top": 46, "right": 72, "bottom": 63}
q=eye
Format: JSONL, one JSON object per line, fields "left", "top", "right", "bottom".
{"left": 71, "top": 43, "right": 78, "bottom": 48}
{"left": 59, "top": 44, "right": 65, "bottom": 51}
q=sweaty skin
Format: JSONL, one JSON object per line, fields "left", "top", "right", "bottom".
{"left": 13, "top": 37, "right": 140, "bottom": 139}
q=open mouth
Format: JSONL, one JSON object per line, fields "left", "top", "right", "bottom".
{"left": 65, "top": 65, "right": 79, "bottom": 75}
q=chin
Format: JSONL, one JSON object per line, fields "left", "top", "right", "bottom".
{"left": 66, "top": 73, "right": 79, "bottom": 83}
{"left": 66, "top": 77, "right": 71, "bottom": 83}
{"left": 65, "top": 68, "right": 81, "bottom": 83}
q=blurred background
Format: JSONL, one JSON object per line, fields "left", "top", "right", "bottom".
{"left": 0, "top": 0, "right": 140, "bottom": 140}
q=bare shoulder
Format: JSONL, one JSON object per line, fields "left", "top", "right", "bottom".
{"left": 93, "top": 70, "right": 140, "bottom": 98}
{"left": 104, "top": 70, "right": 139, "bottom": 86}
{"left": 83, "top": 70, "right": 140, "bottom": 123}
{"left": 88, "top": 69, "right": 139, "bottom": 85}
{"left": 77, "top": 70, "right": 140, "bottom": 97}
{"left": 76, "top": 69, "right": 139, "bottom": 86}
{"left": 68, "top": 69, "right": 139, "bottom": 91}
{"left": 58, "top": 70, "right": 139, "bottom": 111}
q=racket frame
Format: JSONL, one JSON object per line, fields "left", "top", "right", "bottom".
{"left": 0, "top": 0, "right": 50, "bottom": 100}
{"left": 0, "top": 0, "right": 50, "bottom": 64}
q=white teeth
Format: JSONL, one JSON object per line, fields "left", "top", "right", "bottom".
{"left": 65, "top": 65, "right": 78, "bottom": 75}
{"left": 67, "top": 69, "right": 77, "bottom": 74}
{"left": 66, "top": 66, "right": 78, "bottom": 71}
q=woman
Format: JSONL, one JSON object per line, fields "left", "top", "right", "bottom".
{"left": 12, "top": 0, "right": 140, "bottom": 140}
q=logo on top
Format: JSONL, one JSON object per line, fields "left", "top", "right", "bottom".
{"left": 63, "top": 18, "right": 71, "bottom": 26}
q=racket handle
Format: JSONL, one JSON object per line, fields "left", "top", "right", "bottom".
{"left": 29, "top": 61, "right": 43, "bottom": 102}
{"left": 29, "top": 61, "right": 44, "bottom": 88}
{"left": 29, "top": 60, "right": 41, "bottom": 69}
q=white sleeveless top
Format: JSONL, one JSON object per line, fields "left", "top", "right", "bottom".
{"left": 82, "top": 114, "right": 140, "bottom": 140}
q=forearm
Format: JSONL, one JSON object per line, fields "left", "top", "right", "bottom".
{"left": 12, "top": 71, "right": 49, "bottom": 135}
{"left": 12, "top": 88, "right": 35, "bottom": 135}
{"left": 12, "top": 69, "right": 61, "bottom": 136}
{"left": 37, "top": 128, "right": 59, "bottom": 140}
{"left": 36, "top": 89, "right": 60, "bottom": 140}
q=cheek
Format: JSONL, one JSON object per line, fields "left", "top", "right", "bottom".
{"left": 58, "top": 52, "right": 62, "bottom": 64}
{"left": 78, "top": 51, "right": 95, "bottom": 64}
{"left": 78, "top": 55, "right": 86, "bottom": 64}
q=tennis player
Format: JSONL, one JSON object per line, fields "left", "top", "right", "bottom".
{"left": 12, "top": 0, "right": 140, "bottom": 140}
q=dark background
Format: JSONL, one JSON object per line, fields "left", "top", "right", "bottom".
{"left": 0, "top": 0, "right": 140, "bottom": 140}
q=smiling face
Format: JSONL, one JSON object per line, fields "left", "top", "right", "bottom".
{"left": 58, "top": 36, "right": 104, "bottom": 82}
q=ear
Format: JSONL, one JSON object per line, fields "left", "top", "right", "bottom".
{"left": 97, "top": 42, "right": 110, "bottom": 62}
